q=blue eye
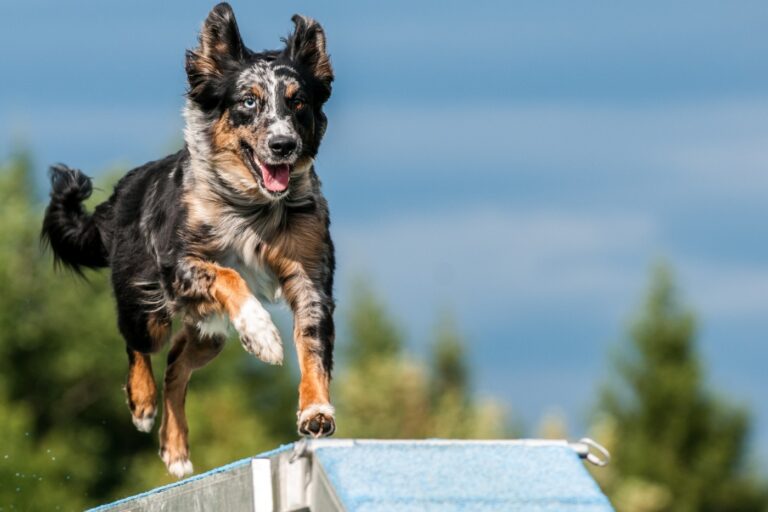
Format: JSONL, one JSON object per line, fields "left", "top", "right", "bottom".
{"left": 243, "top": 96, "right": 257, "bottom": 109}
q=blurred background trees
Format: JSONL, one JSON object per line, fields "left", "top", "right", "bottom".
{"left": 590, "top": 265, "right": 768, "bottom": 512}
{"left": 0, "top": 154, "right": 766, "bottom": 511}
{"left": 334, "top": 281, "right": 507, "bottom": 439}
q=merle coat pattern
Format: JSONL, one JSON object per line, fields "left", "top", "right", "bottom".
{"left": 41, "top": 3, "right": 336, "bottom": 478}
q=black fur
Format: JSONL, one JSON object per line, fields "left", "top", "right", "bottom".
{"left": 41, "top": 164, "right": 110, "bottom": 274}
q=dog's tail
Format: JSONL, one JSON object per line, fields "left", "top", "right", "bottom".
{"left": 41, "top": 164, "right": 109, "bottom": 273}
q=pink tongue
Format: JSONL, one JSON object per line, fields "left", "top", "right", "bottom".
{"left": 260, "top": 163, "right": 290, "bottom": 192}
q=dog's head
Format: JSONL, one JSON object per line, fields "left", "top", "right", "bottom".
{"left": 185, "top": 3, "right": 333, "bottom": 200}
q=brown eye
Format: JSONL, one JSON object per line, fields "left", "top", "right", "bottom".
{"left": 290, "top": 97, "right": 305, "bottom": 111}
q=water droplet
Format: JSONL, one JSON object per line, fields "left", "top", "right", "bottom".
{"left": 15, "top": 488, "right": 20, "bottom": 492}
{"left": 65, "top": 475, "right": 70, "bottom": 480}
{"left": 3, "top": 454, "right": 8, "bottom": 459}
{"left": 46, "top": 449, "right": 51, "bottom": 453}
{"left": 14, "top": 472, "right": 19, "bottom": 477}
{"left": 51, "top": 456, "right": 56, "bottom": 461}
{"left": 24, "top": 432, "right": 29, "bottom": 437}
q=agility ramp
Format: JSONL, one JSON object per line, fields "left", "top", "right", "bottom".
{"left": 88, "top": 439, "right": 613, "bottom": 511}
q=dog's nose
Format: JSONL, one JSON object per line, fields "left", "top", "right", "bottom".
{"left": 268, "top": 136, "right": 297, "bottom": 157}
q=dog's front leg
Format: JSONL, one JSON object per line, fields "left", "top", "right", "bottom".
{"left": 277, "top": 268, "right": 336, "bottom": 437}
{"left": 175, "top": 258, "right": 283, "bottom": 365}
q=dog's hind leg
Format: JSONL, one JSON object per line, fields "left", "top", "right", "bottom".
{"left": 123, "top": 311, "right": 170, "bottom": 433}
{"left": 126, "top": 349, "right": 158, "bottom": 433}
{"left": 159, "top": 324, "right": 225, "bottom": 479}
{"left": 112, "top": 270, "right": 171, "bottom": 432}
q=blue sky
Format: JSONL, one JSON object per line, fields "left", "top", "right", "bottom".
{"left": 2, "top": 1, "right": 767, "bottom": 461}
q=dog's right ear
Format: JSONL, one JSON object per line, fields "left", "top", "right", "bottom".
{"left": 186, "top": 3, "right": 246, "bottom": 104}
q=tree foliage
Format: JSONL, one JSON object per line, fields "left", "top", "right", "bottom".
{"left": 592, "top": 265, "right": 768, "bottom": 512}
{"left": 335, "top": 280, "right": 506, "bottom": 439}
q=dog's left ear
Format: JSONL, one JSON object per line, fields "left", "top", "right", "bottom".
{"left": 286, "top": 15, "right": 334, "bottom": 101}
{"left": 186, "top": 3, "right": 246, "bottom": 104}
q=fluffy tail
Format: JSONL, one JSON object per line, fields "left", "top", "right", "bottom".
{"left": 41, "top": 164, "right": 109, "bottom": 273}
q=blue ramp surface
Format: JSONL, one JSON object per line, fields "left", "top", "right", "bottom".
{"left": 314, "top": 440, "right": 613, "bottom": 512}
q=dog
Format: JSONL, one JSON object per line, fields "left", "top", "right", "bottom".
{"left": 41, "top": 2, "right": 336, "bottom": 478}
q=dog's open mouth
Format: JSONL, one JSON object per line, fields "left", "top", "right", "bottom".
{"left": 240, "top": 142, "right": 291, "bottom": 194}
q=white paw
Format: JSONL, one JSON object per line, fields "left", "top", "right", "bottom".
{"left": 167, "top": 459, "right": 193, "bottom": 479}
{"left": 232, "top": 297, "right": 283, "bottom": 365}
{"left": 162, "top": 451, "right": 194, "bottom": 479}
{"left": 131, "top": 410, "right": 156, "bottom": 433}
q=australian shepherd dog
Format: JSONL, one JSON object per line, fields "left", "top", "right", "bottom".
{"left": 41, "top": 3, "right": 336, "bottom": 478}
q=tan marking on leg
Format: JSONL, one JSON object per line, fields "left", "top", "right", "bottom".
{"left": 126, "top": 350, "right": 157, "bottom": 433}
{"left": 125, "top": 313, "right": 169, "bottom": 432}
{"left": 292, "top": 322, "right": 334, "bottom": 437}
{"left": 262, "top": 221, "right": 335, "bottom": 436}
{"left": 159, "top": 326, "right": 225, "bottom": 478}
{"left": 295, "top": 334, "right": 330, "bottom": 409}
{"left": 179, "top": 261, "right": 250, "bottom": 320}
{"left": 208, "top": 265, "right": 251, "bottom": 317}
{"left": 265, "top": 255, "right": 328, "bottom": 388}
{"left": 177, "top": 259, "right": 282, "bottom": 363}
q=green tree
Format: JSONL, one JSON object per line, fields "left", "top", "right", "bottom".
{"left": 335, "top": 280, "right": 430, "bottom": 437}
{"left": 592, "top": 264, "right": 768, "bottom": 512}
{"left": 430, "top": 311, "right": 468, "bottom": 404}
{"left": 344, "top": 277, "right": 403, "bottom": 366}
{"left": 335, "top": 280, "right": 506, "bottom": 439}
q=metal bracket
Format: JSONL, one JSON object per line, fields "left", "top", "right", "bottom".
{"left": 570, "top": 437, "right": 611, "bottom": 467}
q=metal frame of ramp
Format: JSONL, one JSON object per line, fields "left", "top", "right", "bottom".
{"left": 88, "top": 439, "right": 613, "bottom": 512}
